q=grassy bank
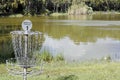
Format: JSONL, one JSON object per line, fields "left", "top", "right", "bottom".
{"left": 1, "top": 61, "right": 120, "bottom": 80}
{"left": 93, "top": 11, "right": 120, "bottom": 15}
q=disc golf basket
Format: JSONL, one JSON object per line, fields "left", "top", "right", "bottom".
{"left": 6, "top": 20, "right": 44, "bottom": 80}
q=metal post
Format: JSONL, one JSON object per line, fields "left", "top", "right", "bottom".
{"left": 25, "top": 32, "right": 28, "bottom": 58}
{"left": 24, "top": 30, "right": 28, "bottom": 80}
{"left": 23, "top": 68, "right": 27, "bottom": 80}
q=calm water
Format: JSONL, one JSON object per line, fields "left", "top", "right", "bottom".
{"left": 0, "top": 14, "right": 120, "bottom": 61}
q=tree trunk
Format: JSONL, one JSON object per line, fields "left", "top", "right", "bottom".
{"left": 105, "top": 0, "right": 109, "bottom": 10}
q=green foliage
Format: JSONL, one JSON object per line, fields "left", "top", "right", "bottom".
{"left": 68, "top": 2, "right": 93, "bottom": 15}
{"left": 0, "top": 39, "right": 14, "bottom": 63}
{"left": 55, "top": 53, "right": 64, "bottom": 61}
{"left": 34, "top": 50, "right": 65, "bottom": 62}
{"left": 85, "top": 0, "right": 120, "bottom": 11}
{"left": 40, "top": 50, "right": 53, "bottom": 62}
{"left": 101, "top": 55, "right": 111, "bottom": 62}
{"left": 41, "top": 52, "right": 65, "bottom": 62}
{"left": 0, "top": 0, "right": 120, "bottom": 16}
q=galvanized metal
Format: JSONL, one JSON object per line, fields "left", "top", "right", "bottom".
{"left": 6, "top": 20, "right": 44, "bottom": 80}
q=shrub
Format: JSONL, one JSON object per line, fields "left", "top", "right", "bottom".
{"left": 40, "top": 50, "right": 53, "bottom": 62}
{"left": 55, "top": 53, "right": 64, "bottom": 61}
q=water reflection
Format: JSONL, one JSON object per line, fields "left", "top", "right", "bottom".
{"left": 40, "top": 14, "right": 120, "bottom": 61}
{"left": 47, "top": 20, "right": 120, "bottom": 26}
{"left": 0, "top": 25, "right": 20, "bottom": 61}
{"left": 41, "top": 35, "right": 120, "bottom": 61}
{"left": 39, "top": 24, "right": 120, "bottom": 43}
{"left": 0, "top": 37, "right": 14, "bottom": 62}
{"left": 0, "top": 14, "right": 120, "bottom": 62}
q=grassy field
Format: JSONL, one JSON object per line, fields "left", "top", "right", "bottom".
{"left": 0, "top": 61, "right": 120, "bottom": 80}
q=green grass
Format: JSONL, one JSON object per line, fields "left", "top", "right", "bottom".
{"left": 1, "top": 61, "right": 120, "bottom": 80}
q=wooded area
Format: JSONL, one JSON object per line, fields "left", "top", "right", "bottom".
{"left": 0, "top": 0, "right": 120, "bottom": 16}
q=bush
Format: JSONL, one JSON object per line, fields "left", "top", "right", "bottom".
{"left": 40, "top": 50, "right": 53, "bottom": 62}
{"left": 55, "top": 53, "right": 64, "bottom": 61}
{"left": 68, "top": 2, "right": 93, "bottom": 15}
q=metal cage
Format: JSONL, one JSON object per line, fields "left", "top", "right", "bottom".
{"left": 6, "top": 20, "right": 44, "bottom": 80}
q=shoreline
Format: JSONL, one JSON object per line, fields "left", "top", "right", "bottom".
{"left": 93, "top": 11, "right": 120, "bottom": 15}
{"left": 0, "top": 11, "right": 120, "bottom": 18}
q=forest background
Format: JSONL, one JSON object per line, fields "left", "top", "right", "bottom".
{"left": 0, "top": 0, "right": 120, "bottom": 16}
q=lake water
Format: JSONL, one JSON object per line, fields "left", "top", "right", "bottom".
{"left": 0, "top": 14, "right": 120, "bottom": 62}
